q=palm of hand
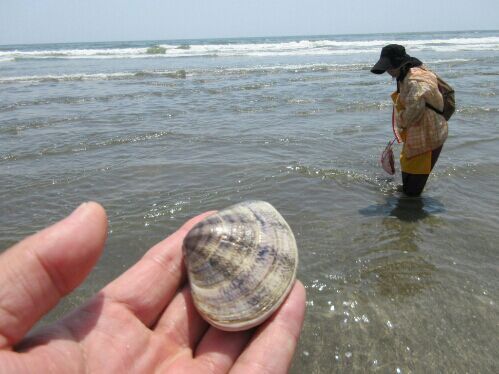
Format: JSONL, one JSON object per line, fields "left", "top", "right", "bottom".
{"left": 0, "top": 203, "right": 305, "bottom": 373}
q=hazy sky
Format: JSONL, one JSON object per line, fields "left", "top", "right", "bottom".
{"left": 1, "top": 0, "right": 498, "bottom": 45}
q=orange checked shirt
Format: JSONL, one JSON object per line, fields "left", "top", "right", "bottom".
{"left": 392, "top": 66, "right": 448, "bottom": 159}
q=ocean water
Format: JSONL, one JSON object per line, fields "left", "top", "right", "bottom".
{"left": 1, "top": 30, "right": 499, "bottom": 372}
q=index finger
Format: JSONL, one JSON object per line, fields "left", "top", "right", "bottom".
{"left": 101, "top": 211, "right": 215, "bottom": 327}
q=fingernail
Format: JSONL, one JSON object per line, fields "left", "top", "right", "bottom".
{"left": 70, "top": 202, "right": 90, "bottom": 217}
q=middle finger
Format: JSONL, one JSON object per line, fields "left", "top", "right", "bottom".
{"left": 154, "top": 286, "right": 209, "bottom": 351}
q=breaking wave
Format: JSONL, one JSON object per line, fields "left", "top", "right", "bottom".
{"left": 1, "top": 35, "right": 498, "bottom": 61}
{"left": 0, "top": 69, "right": 187, "bottom": 84}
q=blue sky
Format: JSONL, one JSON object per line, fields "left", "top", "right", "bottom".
{"left": 0, "top": 0, "right": 498, "bottom": 45}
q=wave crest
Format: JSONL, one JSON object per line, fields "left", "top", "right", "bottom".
{"left": 146, "top": 45, "right": 166, "bottom": 54}
{"left": 1, "top": 35, "right": 498, "bottom": 60}
{"left": 0, "top": 69, "right": 187, "bottom": 84}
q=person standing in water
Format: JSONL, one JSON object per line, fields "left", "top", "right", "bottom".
{"left": 371, "top": 44, "right": 448, "bottom": 196}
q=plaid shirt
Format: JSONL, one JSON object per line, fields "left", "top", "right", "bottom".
{"left": 394, "top": 67, "right": 448, "bottom": 158}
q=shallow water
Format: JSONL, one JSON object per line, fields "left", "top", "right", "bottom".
{"left": 1, "top": 30, "right": 499, "bottom": 372}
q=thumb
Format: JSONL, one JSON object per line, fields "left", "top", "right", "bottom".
{"left": 0, "top": 202, "right": 107, "bottom": 349}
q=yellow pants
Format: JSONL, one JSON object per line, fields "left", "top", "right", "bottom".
{"left": 400, "top": 148, "right": 432, "bottom": 174}
{"left": 391, "top": 92, "right": 435, "bottom": 176}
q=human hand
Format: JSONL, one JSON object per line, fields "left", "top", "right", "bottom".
{"left": 0, "top": 202, "right": 306, "bottom": 373}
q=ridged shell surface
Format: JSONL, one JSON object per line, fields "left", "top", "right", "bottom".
{"left": 182, "top": 200, "right": 298, "bottom": 331}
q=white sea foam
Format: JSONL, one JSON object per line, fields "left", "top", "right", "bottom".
{"left": 0, "top": 72, "right": 132, "bottom": 83}
{"left": 0, "top": 58, "right": 473, "bottom": 84}
{"left": 431, "top": 58, "right": 473, "bottom": 64}
{"left": 1, "top": 36, "right": 498, "bottom": 60}
{"left": 0, "top": 62, "right": 376, "bottom": 84}
{"left": 0, "top": 70, "right": 187, "bottom": 84}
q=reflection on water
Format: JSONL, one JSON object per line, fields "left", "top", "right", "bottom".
{"left": 358, "top": 194, "right": 443, "bottom": 298}
{"left": 293, "top": 193, "right": 446, "bottom": 372}
{"left": 359, "top": 194, "right": 445, "bottom": 222}
{"left": 361, "top": 254, "right": 436, "bottom": 298}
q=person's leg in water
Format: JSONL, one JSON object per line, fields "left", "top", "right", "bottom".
{"left": 402, "top": 146, "right": 443, "bottom": 196}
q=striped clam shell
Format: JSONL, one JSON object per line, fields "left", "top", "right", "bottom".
{"left": 182, "top": 200, "right": 298, "bottom": 331}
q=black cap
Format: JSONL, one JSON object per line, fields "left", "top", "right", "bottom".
{"left": 371, "top": 44, "right": 411, "bottom": 74}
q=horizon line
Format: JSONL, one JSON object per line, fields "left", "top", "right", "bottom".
{"left": 1, "top": 28, "right": 498, "bottom": 47}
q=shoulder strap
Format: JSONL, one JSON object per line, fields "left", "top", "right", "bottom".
{"left": 419, "top": 66, "right": 445, "bottom": 115}
{"left": 392, "top": 106, "right": 402, "bottom": 143}
{"left": 426, "top": 102, "right": 444, "bottom": 115}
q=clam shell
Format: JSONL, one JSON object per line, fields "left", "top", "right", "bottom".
{"left": 182, "top": 200, "right": 298, "bottom": 331}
